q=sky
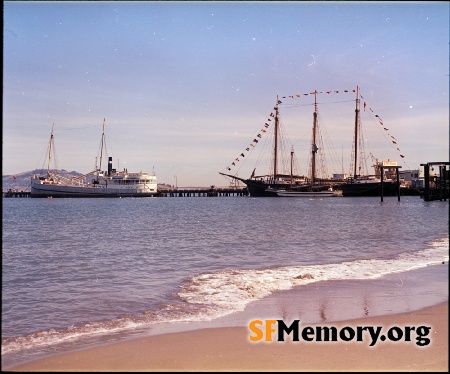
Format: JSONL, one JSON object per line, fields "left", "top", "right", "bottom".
{"left": 3, "top": 1, "right": 449, "bottom": 187}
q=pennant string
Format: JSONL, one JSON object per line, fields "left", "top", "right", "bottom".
{"left": 224, "top": 110, "right": 275, "bottom": 173}
{"left": 361, "top": 91, "right": 407, "bottom": 164}
{"left": 224, "top": 88, "right": 407, "bottom": 174}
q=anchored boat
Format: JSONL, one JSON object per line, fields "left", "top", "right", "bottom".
{"left": 266, "top": 187, "right": 341, "bottom": 198}
{"left": 333, "top": 86, "right": 398, "bottom": 197}
{"left": 31, "top": 121, "right": 157, "bottom": 198}
{"left": 220, "top": 86, "right": 403, "bottom": 197}
{"left": 220, "top": 90, "right": 339, "bottom": 196}
{"left": 263, "top": 90, "right": 339, "bottom": 198}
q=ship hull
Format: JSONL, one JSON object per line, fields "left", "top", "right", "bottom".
{"left": 244, "top": 178, "right": 398, "bottom": 198}
{"left": 336, "top": 181, "right": 398, "bottom": 197}
{"left": 271, "top": 190, "right": 336, "bottom": 197}
{"left": 244, "top": 179, "right": 333, "bottom": 197}
{"left": 244, "top": 180, "right": 280, "bottom": 197}
{"left": 31, "top": 183, "right": 157, "bottom": 198}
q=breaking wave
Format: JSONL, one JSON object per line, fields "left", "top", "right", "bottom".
{"left": 2, "top": 236, "right": 448, "bottom": 355}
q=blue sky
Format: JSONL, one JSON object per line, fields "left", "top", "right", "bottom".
{"left": 3, "top": 1, "right": 449, "bottom": 186}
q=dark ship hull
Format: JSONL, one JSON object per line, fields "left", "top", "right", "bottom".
{"left": 335, "top": 180, "right": 398, "bottom": 197}
{"left": 244, "top": 178, "right": 334, "bottom": 197}
{"left": 244, "top": 179, "right": 279, "bottom": 197}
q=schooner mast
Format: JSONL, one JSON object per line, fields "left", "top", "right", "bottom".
{"left": 273, "top": 96, "right": 279, "bottom": 180}
{"left": 98, "top": 118, "right": 107, "bottom": 173}
{"left": 47, "top": 124, "right": 55, "bottom": 176}
{"left": 353, "top": 85, "right": 360, "bottom": 178}
{"left": 311, "top": 90, "right": 318, "bottom": 189}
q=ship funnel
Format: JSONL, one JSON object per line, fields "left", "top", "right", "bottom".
{"left": 108, "top": 157, "right": 113, "bottom": 176}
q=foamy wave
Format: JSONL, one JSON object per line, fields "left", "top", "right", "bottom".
{"left": 2, "top": 237, "right": 448, "bottom": 355}
{"left": 177, "top": 237, "right": 449, "bottom": 314}
{"left": 1, "top": 318, "right": 141, "bottom": 355}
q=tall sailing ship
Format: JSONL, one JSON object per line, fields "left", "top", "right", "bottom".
{"left": 220, "top": 86, "right": 403, "bottom": 197}
{"left": 31, "top": 120, "right": 157, "bottom": 198}
{"left": 263, "top": 91, "right": 340, "bottom": 197}
{"left": 333, "top": 86, "right": 398, "bottom": 197}
{"left": 220, "top": 98, "right": 305, "bottom": 197}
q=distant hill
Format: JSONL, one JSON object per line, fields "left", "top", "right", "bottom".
{"left": 2, "top": 169, "right": 83, "bottom": 192}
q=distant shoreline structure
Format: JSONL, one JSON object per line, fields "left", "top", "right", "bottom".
{"left": 3, "top": 164, "right": 448, "bottom": 200}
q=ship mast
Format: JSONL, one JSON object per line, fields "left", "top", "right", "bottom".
{"left": 311, "top": 90, "right": 318, "bottom": 188}
{"left": 98, "top": 118, "right": 106, "bottom": 173}
{"left": 273, "top": 96, "right": 279, "bottom": 180}
{"left": 353, "top": 85, "right": 360, "bottom": 178}
{"left": 290, "top": 146, "right": 294, "bottom": 185}
{"left": 47, "top": 124, "right": 55, "bottom": 176}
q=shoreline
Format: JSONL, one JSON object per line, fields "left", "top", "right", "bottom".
{"left": 4, "top": 263, "right": 449, "bottom": 371}
{"left": 9, "top": 301, "right": 448, "bottom": 372}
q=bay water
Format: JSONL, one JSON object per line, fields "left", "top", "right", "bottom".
{"left": 2, "top": 195, "right": 448, "bottom": 368}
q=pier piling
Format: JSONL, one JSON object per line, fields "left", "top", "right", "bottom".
{"left": 420, "top": 162, "right": 449, "bottom": 201}
{"left": 380, "top": 165, "right": 402, "bottom": 202}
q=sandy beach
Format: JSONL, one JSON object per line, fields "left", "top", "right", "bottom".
{"left": 9, "top": 301, "right": 448, "bottom": 372}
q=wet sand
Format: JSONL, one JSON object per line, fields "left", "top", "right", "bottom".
{"left": 9, "top": 301, "right": 448, "bottom": 372}
{"left": 7, "top": 263, "right": 448, "bottom": 372}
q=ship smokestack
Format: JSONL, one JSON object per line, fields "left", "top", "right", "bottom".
{"left": 108, "top": 157, "right": 113, "bottom": 176}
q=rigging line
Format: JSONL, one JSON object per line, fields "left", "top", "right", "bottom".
{"left": 58, "top": 125, "right": 101, "bottom": 130}
{"left": 358, "top": 118, "right": 370, "bottom": 176}
{"left": 38, "top": 131, "right": 59, "bottom": 172}
{"left": 316, "top": 119, "right": 330, "bottom": 179}
{"left": 360, "top": 92, "right": 408, "bottom": 168}
{"left": 317, "top": 99, "right": 355, "bottom": 105}
{"left": 281, "top": 102, "right": 315, "bottom": 109}
{"left": 362, "top": 108, "right": 407, "bottom": 165}
{"left": 277, "top": 117, "right": 300, "bottom": 174}
{"left": 281, "top": 99, "right": 355, "bottom": 106}
{"left": 223, "top": 130, "right": 267, "bottom": 174}
{"left": 231, "top": 135, "right": 263, "bottom": 175}
{"left": 291, "top": 136, "right": 308, "bottom": 147}
{"left": 282, "top": 104, "right": 314, "bottom": 146}
{"left": 252, "top": 141, "right": 270, "bottom": 176}
{"left": 316, "top": 112, "right": 342, "bottom": 176}
{"left": 224, "top": 111, "right": 275, "bottom": 170}
{"left": 227, "top": 119, "right": 273, "bottom": 176}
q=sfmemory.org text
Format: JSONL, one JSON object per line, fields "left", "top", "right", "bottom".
{"left": 248, "top": 319, "right": 431, "bottom": 346}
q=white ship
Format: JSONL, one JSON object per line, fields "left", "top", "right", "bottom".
{"left": 31, "top": 121, "right": 157, "bottom": 198}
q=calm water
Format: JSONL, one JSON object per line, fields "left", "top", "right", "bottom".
{"left": 2, "top": 196, "right": 449, "bottom": 367}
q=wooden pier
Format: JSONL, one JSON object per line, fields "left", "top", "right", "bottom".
{"left": 2, "top": 186, "right": 248, "bottom": 198}
{"left": 3, "top": 190, "right": 31, "bottom": 198}
{"left": 156, "top": 186, "right": 248, "bottom": 197}
{"left": 420, "top": 162, "right": 449, "bottom": 201}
